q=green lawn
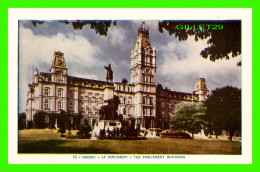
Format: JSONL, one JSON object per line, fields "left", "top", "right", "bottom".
{"left": 18, "top": 129, "right": 241, "bottom": 154}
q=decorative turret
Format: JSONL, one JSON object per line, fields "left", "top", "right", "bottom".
{"left": 138, "top": 21, "right": 149, "bottom": 37}
{"left": 34, "top": 67, "right": 38, "bottom": 84}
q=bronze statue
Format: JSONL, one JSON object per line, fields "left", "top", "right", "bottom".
{"left": 99, "top": 95, "right": 120, "bottom": 120}
{"left": 104, "top": 64, "right": 113, "bottom": 83}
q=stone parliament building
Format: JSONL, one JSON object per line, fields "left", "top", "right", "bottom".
{"left": 25, "top": 22, "right": 209, "bottom": 131}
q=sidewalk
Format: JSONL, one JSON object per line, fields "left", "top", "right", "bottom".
{"left": 194, "top": 134, "right": 241, "bottom": 142}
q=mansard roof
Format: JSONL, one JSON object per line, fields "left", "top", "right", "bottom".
{"left": 38, "top": 71, "right": 113, "bottom": 86}
{"left": 156, "top": 83, "right": 195, "bottom": 97}
{"left": 68, "top": 75, "right": 113, "bottom": 85}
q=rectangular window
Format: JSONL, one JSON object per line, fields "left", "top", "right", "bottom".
{"left": 58, "top": 101, "right": 62, "bottom": 110}
{"left": 58, "top": 88, "right": 63, "bottom": 97}
{"left": 150, "top": 97, "right": 153, "bottom": 105}
{"left": 128, "top": 97, "right": 132, "bottom": 104}
{"left": 44, "top": 87, "right": 50, "bottom": 96}
{"left": 70, "top": 91, "right": 74, "bottom": 98}
{"left": 69, "top": 102, "right": 73, "bottom": 111}
{"left": 44, "top": 100, "right": 49, "bottom": 110}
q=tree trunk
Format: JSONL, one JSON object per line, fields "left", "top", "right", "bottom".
{"left": 208, "top": 132, "right": 211, "bottom": 138}
{"left": 229, "top": 130, "right": 234, "bottom": 142}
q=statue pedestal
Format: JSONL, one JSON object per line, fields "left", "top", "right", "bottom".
{"left": 91, "top": 120, "right": 121, "bottom": 138}
{"left": 104, "top": 85, "right": 115, "bottom": 102}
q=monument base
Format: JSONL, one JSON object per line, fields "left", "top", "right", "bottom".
{"left": 140, "top": 128, "right": 161, "bottom": 138}
{"left": 91, "top": 120, "right": 121, "bottom": 138}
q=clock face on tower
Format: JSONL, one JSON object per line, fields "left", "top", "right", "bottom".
{"left": 58, "top": 60, "right": 63, "bottom": 65}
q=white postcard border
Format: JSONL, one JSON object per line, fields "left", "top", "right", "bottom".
{"left": 8, "top": 8, "right": 252, "bottom": 164}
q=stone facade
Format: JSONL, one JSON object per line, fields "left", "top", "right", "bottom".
{"left": 25, "top": 22, "right": 209, "bottom": 130}
{"left": 156, "top": 79, "right": 209, "bottom": 130}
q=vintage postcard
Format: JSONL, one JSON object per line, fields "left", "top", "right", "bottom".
{"left": 8, "top": 8, "right": 252, "bottom": 164}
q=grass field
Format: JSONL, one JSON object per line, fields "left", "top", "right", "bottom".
{"left": 18, "top": 129, "right": 241, "bottom": 154}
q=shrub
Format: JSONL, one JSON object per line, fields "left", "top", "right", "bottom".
{"left": 161, "top": 130, "right": 192, "bottom": 139}
{"left": 77, "top": 125, "right": 92, "bottom": 139}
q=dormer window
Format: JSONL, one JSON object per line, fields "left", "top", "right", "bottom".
{"left": 56, "top": 71, "right": 63, "bottom": 83}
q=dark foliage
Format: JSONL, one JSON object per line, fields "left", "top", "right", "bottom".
{"left": 204, "top": 86, "right": 241, "bottom": 141}
{"left": 33, "top": 111, "right": 48, "bottom": 129}
{"left": 170, "top": 102, "right": 205, "bottom": 138}
{"left": 77, "top": 125, "right": 92, "bottom": 139}
{"left": 58, "top": 110, "right": 66, "bottom": 136}
{"left": 18, "top": 112, "right": 26, "bottom": 130}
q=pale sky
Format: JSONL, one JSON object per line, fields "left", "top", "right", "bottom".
{"left": 18, "top": 20, "right": 241, "bottom": 113}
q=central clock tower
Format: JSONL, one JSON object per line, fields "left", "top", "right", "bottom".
{"left": 50, "top": 51, "right": 68, "bottom": 75}
{"left": 50, "top": 51, "right": 68, "bottom": 84}
{"left": 130, "top": 22, "right": 157, "bottom": 129}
